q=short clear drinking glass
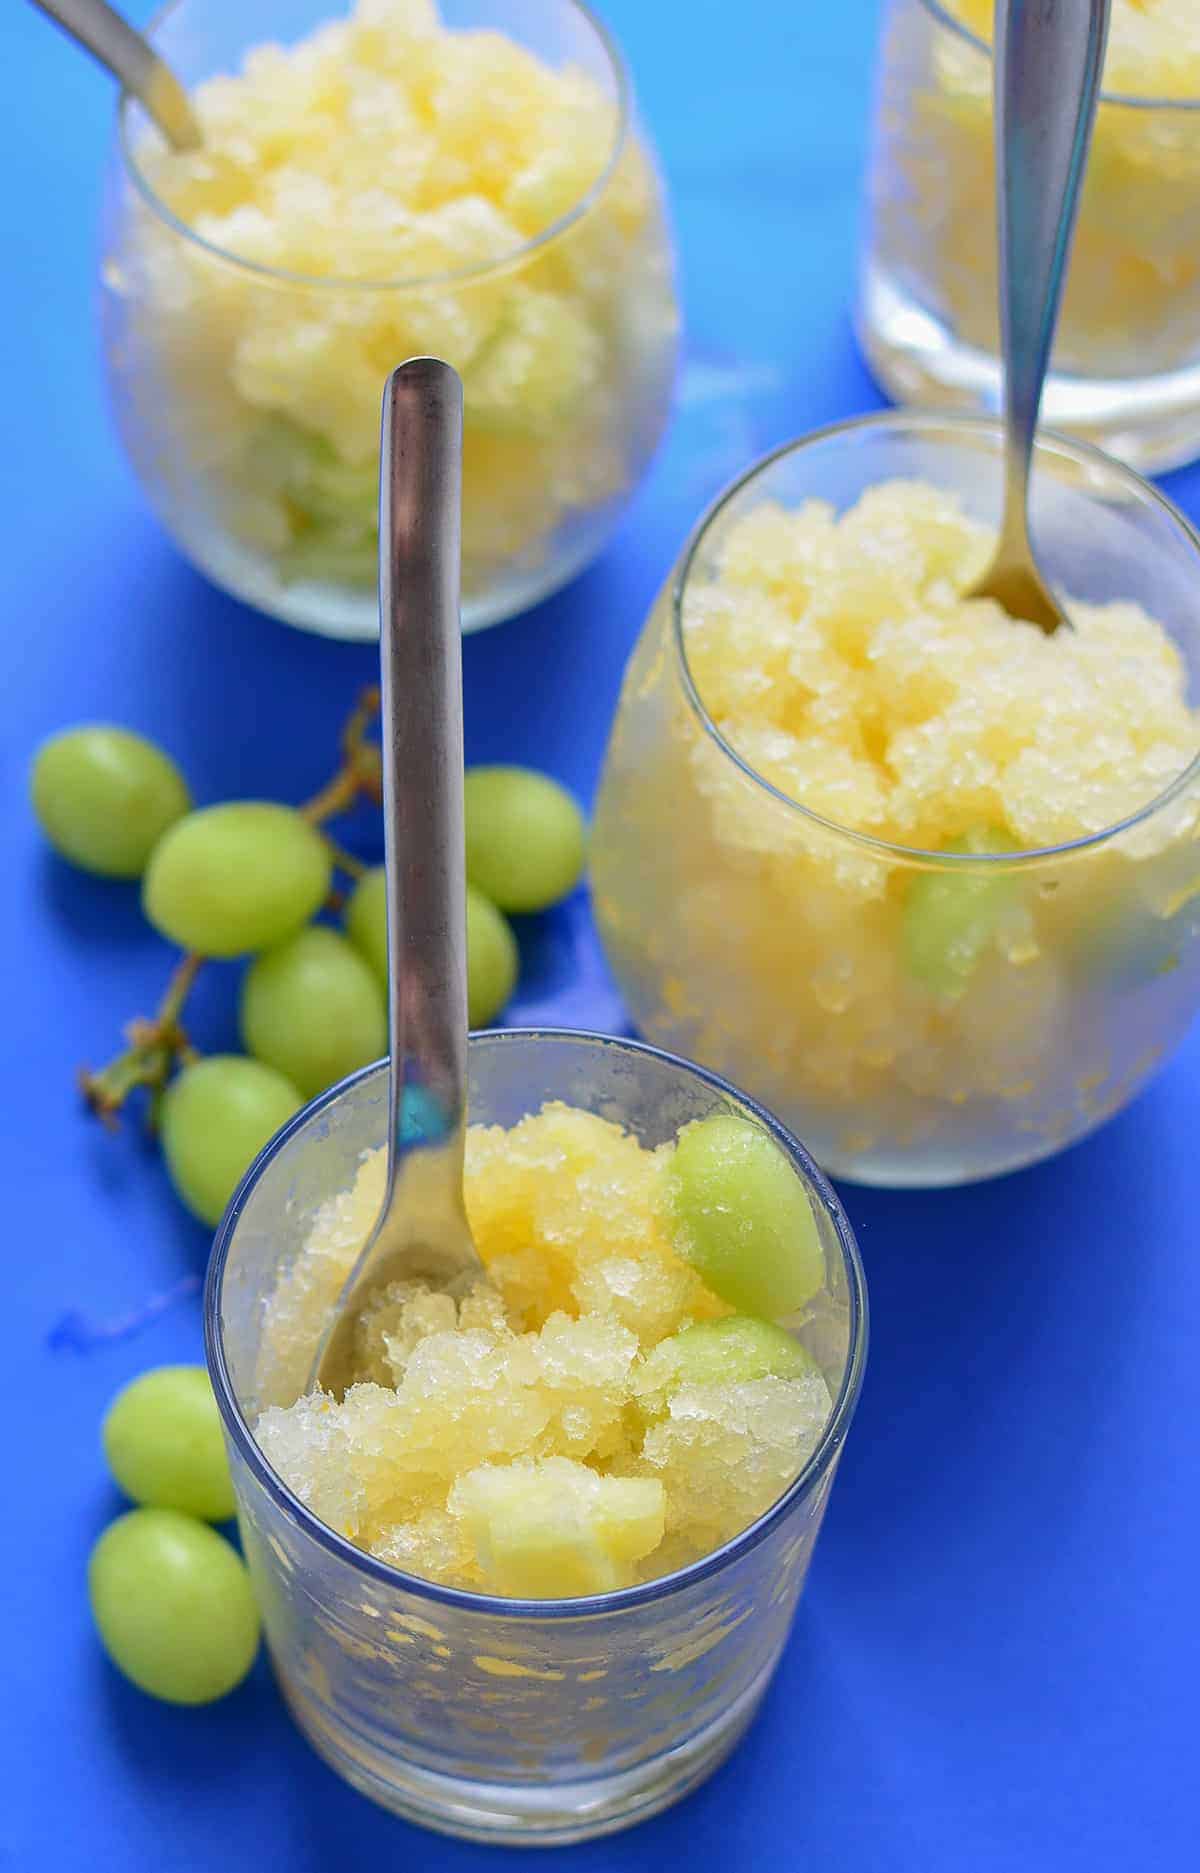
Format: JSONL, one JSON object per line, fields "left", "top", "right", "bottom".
{"left": 100, "top": 0, "right": 679, "bottom": 638}
{"left": 858, "top": 0, "right": 1200, "bottom": 472}
{"left": 590, "top": 413, "right": 1200, "bottom": 1188}
{"left": 205, "top": 1030, "right": 866, "bottom": 1843}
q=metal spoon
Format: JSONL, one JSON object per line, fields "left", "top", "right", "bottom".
{"left": 966, "top": 0, "right": 1111, "bottom": 633}
{"left": 30, "top": 0, "right": 201, "bottom": 150}
{"left": 311, "top": 358, "right": 483, "bottom": 1399}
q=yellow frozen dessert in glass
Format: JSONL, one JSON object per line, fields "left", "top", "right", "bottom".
{"left": 858, "top": 0, "right": 1200, "bottom": 471}
{"left": 591, "top": 415, "right": 1200, "bottom": 1186}
{"left": 206, "top": 1032, "right": 865, "bottom": 1838}
{"left": 101, "top": 0, "right": 678, "bottom": 636}
{"left": 254, "top": 1104, "right": 834, "bottom": 1595}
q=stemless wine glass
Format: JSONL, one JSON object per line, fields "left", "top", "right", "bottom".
{"left": 591, "top": 412, "right": 1200, "bottom": 1188}
{"left": 857, "top": 0, "right": 1200, "bottom": 472}
{"left": 100, "top": 0, "right": 679, "bottom": 638}
{"left": 205, "top": 1030, "right": 867, "bottom": 1843}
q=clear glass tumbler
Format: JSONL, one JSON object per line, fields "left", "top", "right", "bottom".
{"left": 205, "top": 1030, "right": 866, "bottom": 1843}
{"left": 858, "top": 0, "right": 1200, "bottom": 472}
{"left": 100, "top": 0, "right": 679, "bottom": 638}
{"left": 590, "top": 412, "right": 1200, "bottom": 1187}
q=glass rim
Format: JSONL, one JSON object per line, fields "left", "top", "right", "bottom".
{"left": 670, "top": 408, "right": 1200, "bottom": 872}
{"left": 118, "top": 0, "right": 633, "bottom": 293}
{"left": 916, "top": 0, "right": 1200, "bottom": 111}
{"left": 204, "top": 1026, "right": 868, "bottom": 1620}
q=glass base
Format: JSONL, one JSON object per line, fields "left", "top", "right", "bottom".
{"left": 823, "top": 1127, "right": 1086, "bottom": 1190}
{"left": 277, "top": 1659, "right": 770, "bottom": 1844}
{"left": 802, "top": 1074, "right": 1160, "bottom": 1191}
{"left": 155, "top": 504, "right": 619, "bottom": 640}
{"left": 857, "top": 261, "right": 1200, "bottom": 476}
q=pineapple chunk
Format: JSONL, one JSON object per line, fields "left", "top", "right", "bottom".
{"left": 449, "top": 1456, "right": 665, "bottom": 1597}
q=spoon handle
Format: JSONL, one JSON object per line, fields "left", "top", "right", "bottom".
{"left": 994, "top": 0, "right": 1110, "bottom": 549}
{"left": 379, "top": 358, "right": 468, "bottom": 1181}
{"left": 29, "top": 0, "right": 201, "bottom": 149}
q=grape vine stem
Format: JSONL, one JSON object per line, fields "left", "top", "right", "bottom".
{"left": 79, "top": 688, "right": 383, "bottom": 1127}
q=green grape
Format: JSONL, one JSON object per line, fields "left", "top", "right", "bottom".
{"left": 102, "top": 1365, "right": 235, "bottom": 1522}
{"left": 344, "top": 866, "right": 388, "bottom": 983}
{"left": 903, "top": 827, "right": 1014, "bottom": 998}
{"left": 467, "top": 886, "right": 518, "bottom": 1026}
{"left": 31, "top": 725, "right": 190, "bottom": 878}
{"left": 143, "top": 802, "right": 332, "bottom": 957}
{"left": 160, "top": 1054, "right": 302, "bottom": 1227}
{"left": 240, "top": 925, "right": 387, "bottom": 1099}
{"left": 347, "top": 869, "right": 520, "bottom": 1025}
{"left": 464, "top": 766, "right": 586, "bottom": 913}
{"left": 637, "top": 1315, "right": 816, "bottom": 1419}
{"left": 669, "top": 1114, "right": 824, "bottom": 1318}
{"left": 88, "top": 1509, "right": 259, "bottom": 1705}
{"left": 660, "top": 1315, "right": 815, "bottom": 1387}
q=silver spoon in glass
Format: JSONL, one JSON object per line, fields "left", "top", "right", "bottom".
{"left": 311, "top": 358, "right": 483, "bottom": 1399}
{"left": 966, "top": 0, "right": 1111, "bottom": 633}
{"left": 29, "top": 0, "right": 201, "bottom": 150}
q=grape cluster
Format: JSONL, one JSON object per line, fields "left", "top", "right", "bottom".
{"left": 90, "top": 1366, "right": 260, "bottom": 1705}
{"left": 32, "top": 711, "right": 587, "bottom": 1230}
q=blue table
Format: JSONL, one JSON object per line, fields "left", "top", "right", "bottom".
{"left": 7, "top": 3, "right": 1198, "bottom": 1867}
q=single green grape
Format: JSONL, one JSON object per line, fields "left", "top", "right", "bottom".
{"left": 160, "top": 1054, "right": 302, "bottom": 1227}
{"left": 347, "top": 868, "right": 520, "bottom": 1026}
{"left": 344, "top": 866, "right": 388, "bottom": 983}
{"left": 143, "top": 803, "right": 332, "bottom": 957}
{"left": 637, "top": 1315, "right": 816, "bottom": 1418}
{"left": 31, "top": 725, "right": 190, "bottom": 878}
{"left": 903, "top": 826, "right": 1014, "bottom": 998}
{"left": 88, "top": 1509, "right": 259, "bottom": 1705}
{"left": 464, "top": 766, "right": 586, "bottom": 913}
{"left": 669, "top": 1114, "right": 824, "bottom": 1317}
{"left": 660, "top": 1315, "right": 815, "bottom": 1387}
{"left": 467, "top": 886, "right": 519, "bottom": 1026}
{"left": 102, "top": 1365, "right": 235, "bottom": 1522}
{"left": 240, "top": 924, "right": 387, "bottom": 1099}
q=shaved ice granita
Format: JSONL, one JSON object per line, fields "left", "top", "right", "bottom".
{"left": 100, "top": 0, "right": 678, "bottom": 638}
{"left": 591, "top": 415, "right": 1200, "bottom": 1187}
{"left": 207, "top": 1034, "right": 865, "bottom": 1840}
{"left": 255, "top": 1103, "right": 833, "bottom": 1594}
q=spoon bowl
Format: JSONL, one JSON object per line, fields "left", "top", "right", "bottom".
{"left": 968, "top": 543, "right": 1065, "bottom": 636}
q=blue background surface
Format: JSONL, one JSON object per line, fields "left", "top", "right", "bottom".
{"left": 6, "top": 2, "right": 1199, "bottom": 1867}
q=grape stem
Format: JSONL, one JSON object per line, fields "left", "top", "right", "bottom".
{"left": 319, "top": 832, "right": 367, "bottom": 883}
{"left": 299, "top": 685, "right": 382, "bottom": 827}
{"left": 79, "top": 688, "right": 383, "bottom": 1127}
{"left": 80, "top": 952, "right": 202, "bottom": 1127}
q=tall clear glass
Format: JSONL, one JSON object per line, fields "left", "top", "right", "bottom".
{"left": 205, "top": 1030, "right": 866, "bottom": 1843}
{"left": 591, "top": 413, "right": 1200, "bottom": 1187}
{"left": 858, "top": 0, "right": 1200, "bottom": 472}
{"left": 100, "top": 0, "right": 679, "bottom": 638}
